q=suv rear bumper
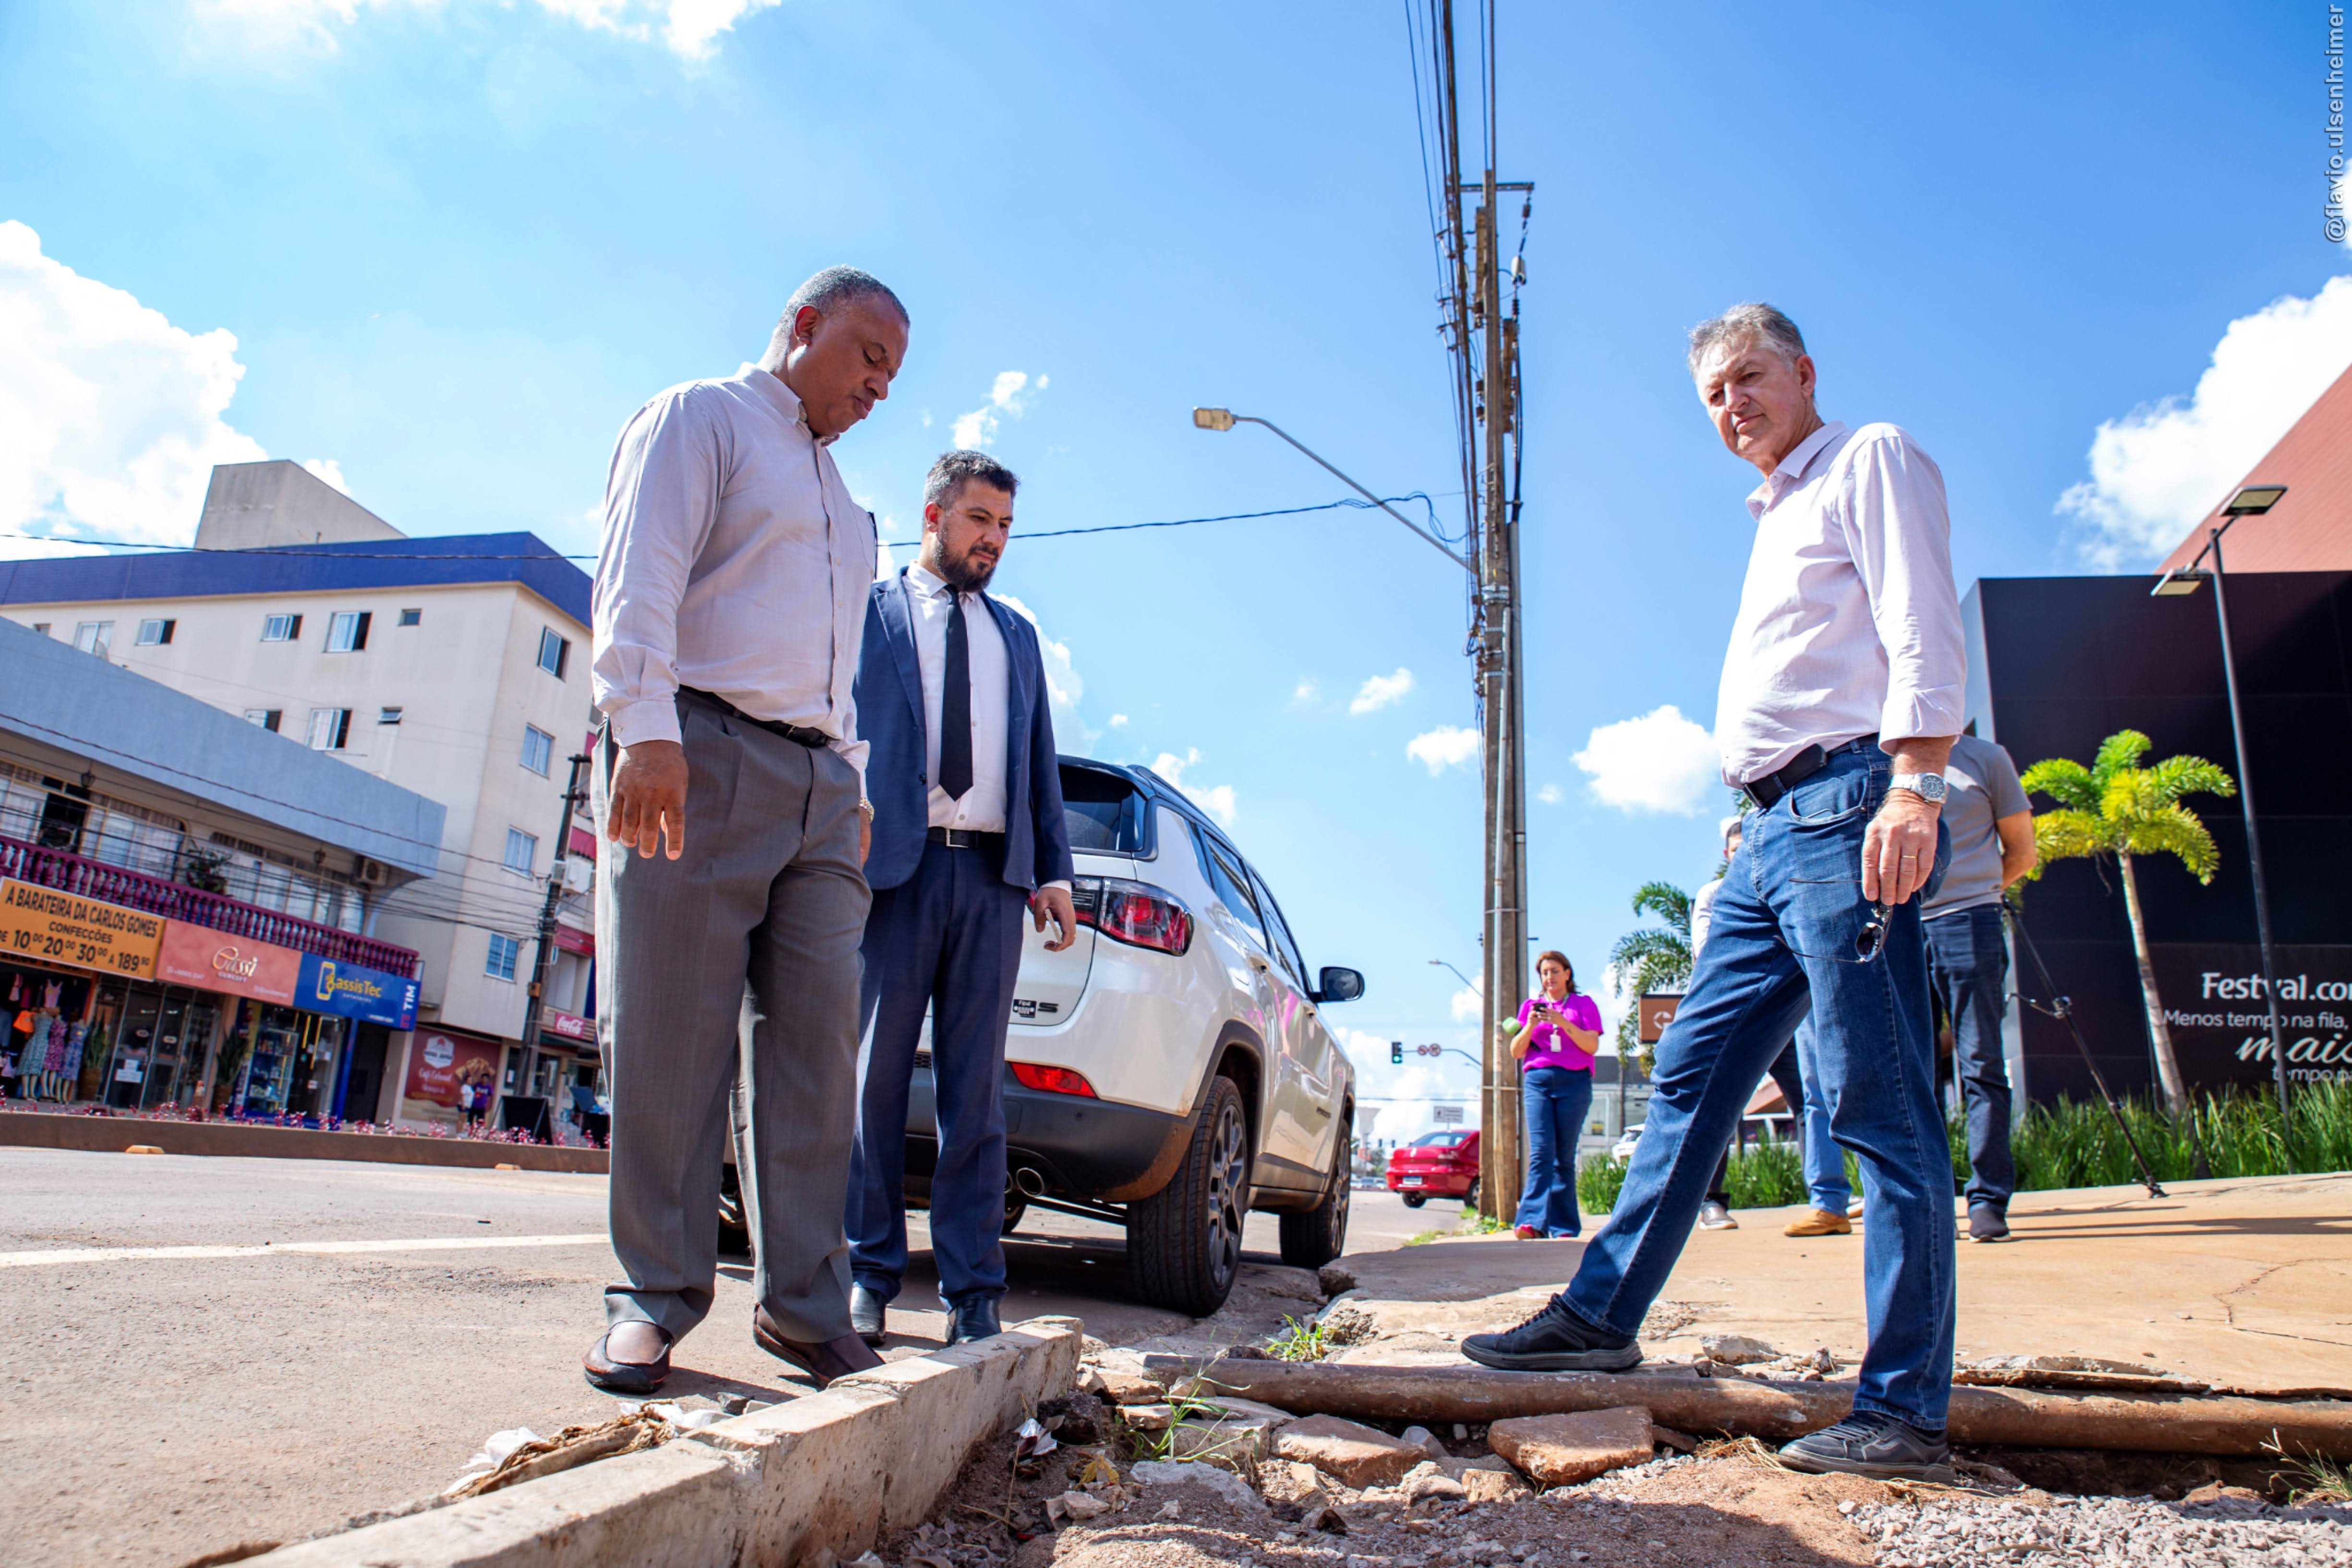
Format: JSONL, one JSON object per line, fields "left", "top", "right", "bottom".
{"left": 902, "top": 1078, "right": 1193, "bottom": 1203}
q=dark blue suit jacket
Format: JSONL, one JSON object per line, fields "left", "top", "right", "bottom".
{"left": 856, "top": 571, "right": 1077, "bottom": 894}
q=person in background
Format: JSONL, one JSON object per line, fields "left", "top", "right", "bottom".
{"left": 1921, "top": 731, "right": 2036, "bottom": 1243}
{"left": 845, "top": 450, "right": 1078, "bottom": 1349}
{"left": 1686, "top": 816, "right": 1849, "bottom": 1233}
{"left": 1509, "top": 951, "right": 1600, "bottom": 1240}
{"left": 1465, "top": 301, "right": 1963, "bottom": 1484}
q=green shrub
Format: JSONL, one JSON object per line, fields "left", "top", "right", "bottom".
{"left": 1721, "top": 1137, "right": 1807, "bottom": 1208}
{"left": 1577, "top": 1152, "right": 1625, "bottom": 1216}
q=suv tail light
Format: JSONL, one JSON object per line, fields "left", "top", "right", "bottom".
{"left": 1011, "top": 1062, "right": 1097, "bottom": 1097}
{"left": 1071, "top": 876, "right": 1192, "bottom": 956}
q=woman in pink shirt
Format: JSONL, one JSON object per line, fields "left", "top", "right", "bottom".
{"left": 1510, "top": 951, "right": 1602, "bottom": 1239}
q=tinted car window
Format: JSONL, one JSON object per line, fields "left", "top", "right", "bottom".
{"left": 1059, "top": 764, "right": 1149, "bottom": 854}
{"left": 1249, "top": 871, "right": 1309, "bottom": 987}
{"left": 1196, "top": 833, "right": 1269, "bottom": 951}
{"left": 1411, "top": 1130, "right": 1469, "bottom": 1148}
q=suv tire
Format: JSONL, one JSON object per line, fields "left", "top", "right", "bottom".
{"left": 1278, "top": 1116, "right": 1350, "bottom": 1268}
{"left": 1129, "top": 1075, "right": 1248, "bottom": 1315}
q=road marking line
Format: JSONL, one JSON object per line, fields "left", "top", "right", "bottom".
{"left": 0, "top": 1233, "right": 610, "bottom": 1268}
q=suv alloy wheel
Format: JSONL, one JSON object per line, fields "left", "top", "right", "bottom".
{"left": 1129, "top": 1075, "right": 1248, "bottom": 1315}
{"left": 1277, "top": 1110, "right": 1350, "bottom": 1268}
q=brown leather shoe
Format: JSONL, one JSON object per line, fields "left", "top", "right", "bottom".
{"left": 1783, "top": 1207, "right": 1854, "bottom": 1237}
{"left": 752, "top": 1305, "right": 884, "bottom": 1386}
{"left": 583, "top": 1325, "right": 672, "bottom": 1393}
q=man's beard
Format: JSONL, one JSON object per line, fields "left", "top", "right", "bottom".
{"left": 939, "top": 545, "right": 999, "bottom": 592}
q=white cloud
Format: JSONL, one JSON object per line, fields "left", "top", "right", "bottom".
{"left": 1449, "top": 983, "right": 1483, "bottom": 1023}
{"left": 1405, "top": 724, "right": 1480, "bottom": 776}
{"left": 1337, "top": 1032, "right": 1479, "bottom": 1144}
{"left": 993, "top": 592, "right": 1093, "bottom": 747}
{"left": 194, "top": 0, "right": 779, "bottom": 60}
{"left": 1108, "top": 713, "right": 1128, "bottom": 728}
{"left": 2058, "top": 276, "right": 2352, "bottom": 569}
{"left": 0, "top": 220, "right": 270, "bottom": 557}
{"left": 1152, "top": 748, "right": 1237, "bottom": 826}
{"left": 1536, "top": 782, "right": 1563, "bottom": 805}
{"left": 1293, "top": 678, "right": 1320, "bottom": 703}
{"left": 951, "top": 370, "right": 1047, "bottom": 450}
{"left": 301, "top": 457, "right": 350, "bottom": 494}
{"left": 1349, "top": 667, "right": 1414, "bottom": 716}
{"left": 1572, "top": 704, "right": 1721, "bottom": 815}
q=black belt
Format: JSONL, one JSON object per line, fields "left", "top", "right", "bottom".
{"left": 928, "top": 826, "right": 1005, "bottom": 851}
{"left": 677, "top": 687, "right": 827, "bottom": 749}
{"left": 1744, "top": 734, "right": 1877, "bottom": 811}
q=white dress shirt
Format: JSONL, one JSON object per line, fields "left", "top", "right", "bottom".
{"left": 591, "top": 365, "right": 875, "bottom": 783}
{"left": 904, "top": 563, "right": 1011, "bottom": 833}
{"left": 1713, "top": 420, "right": 1966, "bottom": 786}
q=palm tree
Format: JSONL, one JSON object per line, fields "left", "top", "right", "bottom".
{"left": 2018, "top": 729, "right": 2235, "bottom": 1114}
{"left": 1606, "top": 881, "right": 1693, "bottom": 1068}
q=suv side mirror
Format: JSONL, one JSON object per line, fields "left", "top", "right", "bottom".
{"left": 1313, "top": 967, "right": 1365, "bottom": 1004}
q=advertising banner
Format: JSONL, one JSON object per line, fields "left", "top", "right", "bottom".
{"left": 2150, "top": 943, "right": 2352, "bottom": 1090}
{"left": 542, "top": 1006, "right": 594, "bottom": 1045}
{"left": 401, "top": 1027, "right": 501, "bottom": 1110}
{"left": 293, "top": 953, "right": 420, "bottom": 1030}
{"left": 154, "top": 923, "right": 301, "bottom": 1003}
{"left": 0, "top": 877, "right": 164, "bottom": 978}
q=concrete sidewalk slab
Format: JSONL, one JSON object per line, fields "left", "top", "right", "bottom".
{"left": 1332, "top": 1173, "right": 2352, "bottom": 1394}
{"left": 258, "top": 1317, "right": 1083, "bottom": 1568}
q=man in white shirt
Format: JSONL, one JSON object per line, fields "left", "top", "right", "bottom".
{"left": 1468, "top": 303, "right": 1964, "bottom": 1484}
{"left": 585, "top": 266, "right": 905, "bottom": 1395}
{"left": 846, "top": 451, "right": 1077, "bottom": 1348}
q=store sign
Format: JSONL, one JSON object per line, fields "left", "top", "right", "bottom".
{"left": 554, "top": 923, "right": 594, "bottom": 958}
{"left": 2151, "top": 944, "right": 2352, "bottom": 1090}
{"left": 403, "top": 1028, "right": 500, "bottom": 1109}
{"left": 294, "top": 953, "right": 420, "bottom": 1029}
{"left": 154, "top": 923, "right": 301, "bottom": 1003}
{"left": 1636, "top": 992, "right": 1682, "bottom": 1045}
{"left": 543, "top": 1007, "right": 594, "bottom": 1043}
{"left": 0, "top": 877, "right": 163, "bottom": 978}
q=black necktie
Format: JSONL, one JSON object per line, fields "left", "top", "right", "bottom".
{"left": 940, "top": 590, "right": 972, "bottom": 800}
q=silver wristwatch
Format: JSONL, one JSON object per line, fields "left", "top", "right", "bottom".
{"left": 1890, "top": 772, "right": 1948, "bottom": 804}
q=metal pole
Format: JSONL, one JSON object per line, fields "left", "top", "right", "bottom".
{"left": 2206, "top": 533, "right": 2292, "bottom": 1133}
{"left": 518, "top": 752, "right": 593, "bottom": 1136}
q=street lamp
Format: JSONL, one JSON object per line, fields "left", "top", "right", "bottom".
{"left": 1191, "top": 409, "right": 1473, "bottom": 572}
{"left": 1428, "top": 957, "right": 1479, "bottom": 992}
{"left": 2149, "top": 482, "right": 2291, "bottom": 1127}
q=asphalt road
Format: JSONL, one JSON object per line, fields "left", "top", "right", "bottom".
{"left": 0, "top": 1148, "right": 1455, "bottom": 1568}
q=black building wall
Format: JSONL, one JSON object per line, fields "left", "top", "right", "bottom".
{"left": 1968, "top": 572, "right": 2352, "bottom": 1104}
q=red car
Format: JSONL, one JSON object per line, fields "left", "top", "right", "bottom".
{"left": 1386, "top": 1129, "right": 1480, "bottom": 1208}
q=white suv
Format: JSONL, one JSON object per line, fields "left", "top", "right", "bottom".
{"left": 896, "top": 756, "right": 1363, "bottom": 1315}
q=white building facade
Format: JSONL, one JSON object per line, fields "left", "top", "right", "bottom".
{"left": 1, "top": 461, "right": 600, "bottom": 1131}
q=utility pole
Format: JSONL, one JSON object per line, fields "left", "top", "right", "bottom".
{"left": 1423, "top": 0, "right": 1531, "bottom": 1222}
{"left": 517, "top": 751, "right": 592, "bottom": 1136}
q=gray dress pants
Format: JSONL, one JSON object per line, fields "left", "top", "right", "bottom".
{"left": 595, "top": 696, "right": 871, "bottom": 1343}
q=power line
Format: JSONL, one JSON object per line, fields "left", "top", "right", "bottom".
{"left": 0, "top": 493, "right": 1453, "bottom": 561}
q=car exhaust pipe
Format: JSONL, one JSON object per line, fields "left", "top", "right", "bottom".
{"left": 1012, "top": 1166, "right": 1048, "bottom": 1199}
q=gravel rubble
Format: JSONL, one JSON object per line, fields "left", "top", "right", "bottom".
{"left": 1853, "top": 1489, "right": 2352, "bottom": 1568}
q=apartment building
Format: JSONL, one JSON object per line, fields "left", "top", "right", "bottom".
{"left": 0, "top": 460, "right": 599, "bottom": 1130}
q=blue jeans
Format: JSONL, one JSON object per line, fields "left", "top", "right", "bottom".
{"left": 1515, "top": 1066, "right": 1591, "bottom": 1236}
{"left": 1925, "top": 902, "right": 2015, "bottom": 1209}
{"left": 1559, "top": 746, "right": 1956, "bottom": 1431}
{"left": 1792, "top": 1016, "right": 1854, "bottom": 1213}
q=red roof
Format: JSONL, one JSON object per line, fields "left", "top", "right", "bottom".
{"left": 2159, "top": 363, "right": 2352, "bottom": 573}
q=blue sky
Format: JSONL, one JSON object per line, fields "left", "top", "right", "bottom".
{"left": 4, "top": 0, "right": 2348, "bottom": 1141}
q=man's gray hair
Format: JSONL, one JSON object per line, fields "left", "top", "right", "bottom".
{"left": 924, "top": 450, "right": 1018, "bottom": 511}
{"left": 776, "top": 266, "right": 909, "bottom": 339}
{"left": 1687, "top": 302, "right": 1806, "bottom": 376}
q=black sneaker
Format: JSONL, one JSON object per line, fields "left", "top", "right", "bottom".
{"left": 1966, "top": 1202, "right": 2011, "bottom": 1243}
{"left": 1460, "top": 1299, "right": 1641, "bottom": 1372}
{"left": 1778, "top": 1412, "right": 1954, "bottom": 1483}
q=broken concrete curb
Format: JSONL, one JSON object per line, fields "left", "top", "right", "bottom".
{"left": 252, "top": 1316, "right": 1083, "bottom": 1567}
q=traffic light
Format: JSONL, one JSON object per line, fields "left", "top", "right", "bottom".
{"left": 1390, "top": 1040, "right": 1404, "bottom": 1065}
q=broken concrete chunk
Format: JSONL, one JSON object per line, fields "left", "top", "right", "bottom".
{"left": 1487, "top": 1407, "right": 1655, "bottom": 1487}
{"left": 1097, "top": 1369, "right": 1168, "bottom": 1405}
{"left": 1055, "top": 1489, "right": 1109, "bottom": 1521}
{"left": 1649, "top": 1424, "right": 1698, "bottom": 1453}
{"left": 1167, "top": 1404, "right": 1289, "bottom": 1466}
{"left": 1317, "top": 1263, "right": 1358, "bottom": 1296}
{"left": 1312, "top": 1292, "right": 1381, "bottom": 1347}
{"left": 1273, "top": 1414, "right": 1428, "bottom": 1488}
{"left": 1401, "top": 1466, "right": 1468, "bottom": 1505}
{"left": 1256, "top": 1458, "right": 1332, "bottom": 1507}
{"left": 1128, "top": 1458, "right": 1268, "bottom": 1512}
{"left": 1697, "top": 1334, "right": 1778, "bottom": 1365}
{"left": 1120, "top": 1403, "right": 1175, "bottom": 1432}
{"left": 1399, "top": 1424, "right": 1448, "bottom": 1460}
{"left": 1462, "top": 1469, "right": 1530, "bottom": 1505}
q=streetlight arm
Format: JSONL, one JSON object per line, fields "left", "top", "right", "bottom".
{"left": 1232, "top": 415, "right": 1474, "bottom": 574}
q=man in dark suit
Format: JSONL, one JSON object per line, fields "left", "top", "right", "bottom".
{"left": 847, "top": 450, "right": 1077, "bottom": 1347}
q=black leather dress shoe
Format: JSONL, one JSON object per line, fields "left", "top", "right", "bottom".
{"left": 945, "top": 1294, "right": 1002, "bottom": 1346}
{"left": 849, "top": 1283, "right": 887, "bottom": 1347}
{"left": 582, "top": 1325, "right": 673, "bottom": 1393}
{"left": 752, "top": 1304, "right": 884, "bottom": 1386}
